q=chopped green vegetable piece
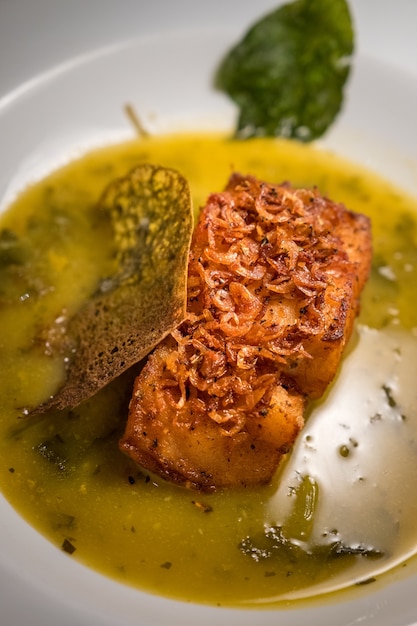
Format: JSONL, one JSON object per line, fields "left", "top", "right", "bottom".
{"left": 239, "top": 526, "right": 383, "bottom": 564}
{"left": 284, "top": 475, "right": 319, "bottom": 542}
{"left": 215, "top": 0, "right": 354, "bottom": 141}
{"left": 34, "top": 164, "right": 193, "bottom": 412}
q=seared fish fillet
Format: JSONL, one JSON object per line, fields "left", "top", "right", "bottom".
{"left": 120, "top": 174, "right": 372, "bottom": 491}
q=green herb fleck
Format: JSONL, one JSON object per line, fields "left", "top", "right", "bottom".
{"left": 62, "top": 538, "right": 76, "bottom": 555}
{"left": 339, "top": 444, "right": 350, "bottom": 458}
{"left": 215, "top": 0, "right": 354, "bottom": 141}
{"left": 191, "top": 500, "right": 214, "bottom": 513}
{"left": 53, "top": 514, "right": 76, "bottom": 531}
{"left": 382, "top": 384, "right": 397, "bottom": 408}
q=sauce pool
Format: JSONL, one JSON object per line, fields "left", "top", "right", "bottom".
{"left": 1, "top": 133, "right": 417, "bottom": 607}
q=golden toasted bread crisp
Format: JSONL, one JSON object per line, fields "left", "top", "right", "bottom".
{"left": 120, "top": 174, "right": 372, "bottom": 491}
{"left": 32, "top": 164, "right": 193, "bottom": 414}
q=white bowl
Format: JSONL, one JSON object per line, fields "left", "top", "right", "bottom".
{"left": 1, "top": 2, "right": 417, "bottom": 625}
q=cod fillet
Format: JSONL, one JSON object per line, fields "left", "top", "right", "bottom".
{"left": 120, "top": 174, "right": 372, "bottom": 491}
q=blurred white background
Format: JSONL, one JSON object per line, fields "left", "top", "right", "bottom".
{"left": 1, "top": 0, "right": 417, "bottom": 99}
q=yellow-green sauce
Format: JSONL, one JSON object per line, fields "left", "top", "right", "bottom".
{"left": 1, "top": 133, "right": 417, "bottom": 608}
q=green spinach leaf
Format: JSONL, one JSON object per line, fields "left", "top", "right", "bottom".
{"left": 215, "top": 0, "right": 354, "bottom": 141}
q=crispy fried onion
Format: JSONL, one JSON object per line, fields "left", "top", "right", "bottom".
{"left": 153, "top": 175, "right": 350, "bottom": 436}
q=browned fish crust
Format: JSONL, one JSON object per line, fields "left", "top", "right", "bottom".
{"left": 120, "top": 174, "right": 372, "bottom": 491}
